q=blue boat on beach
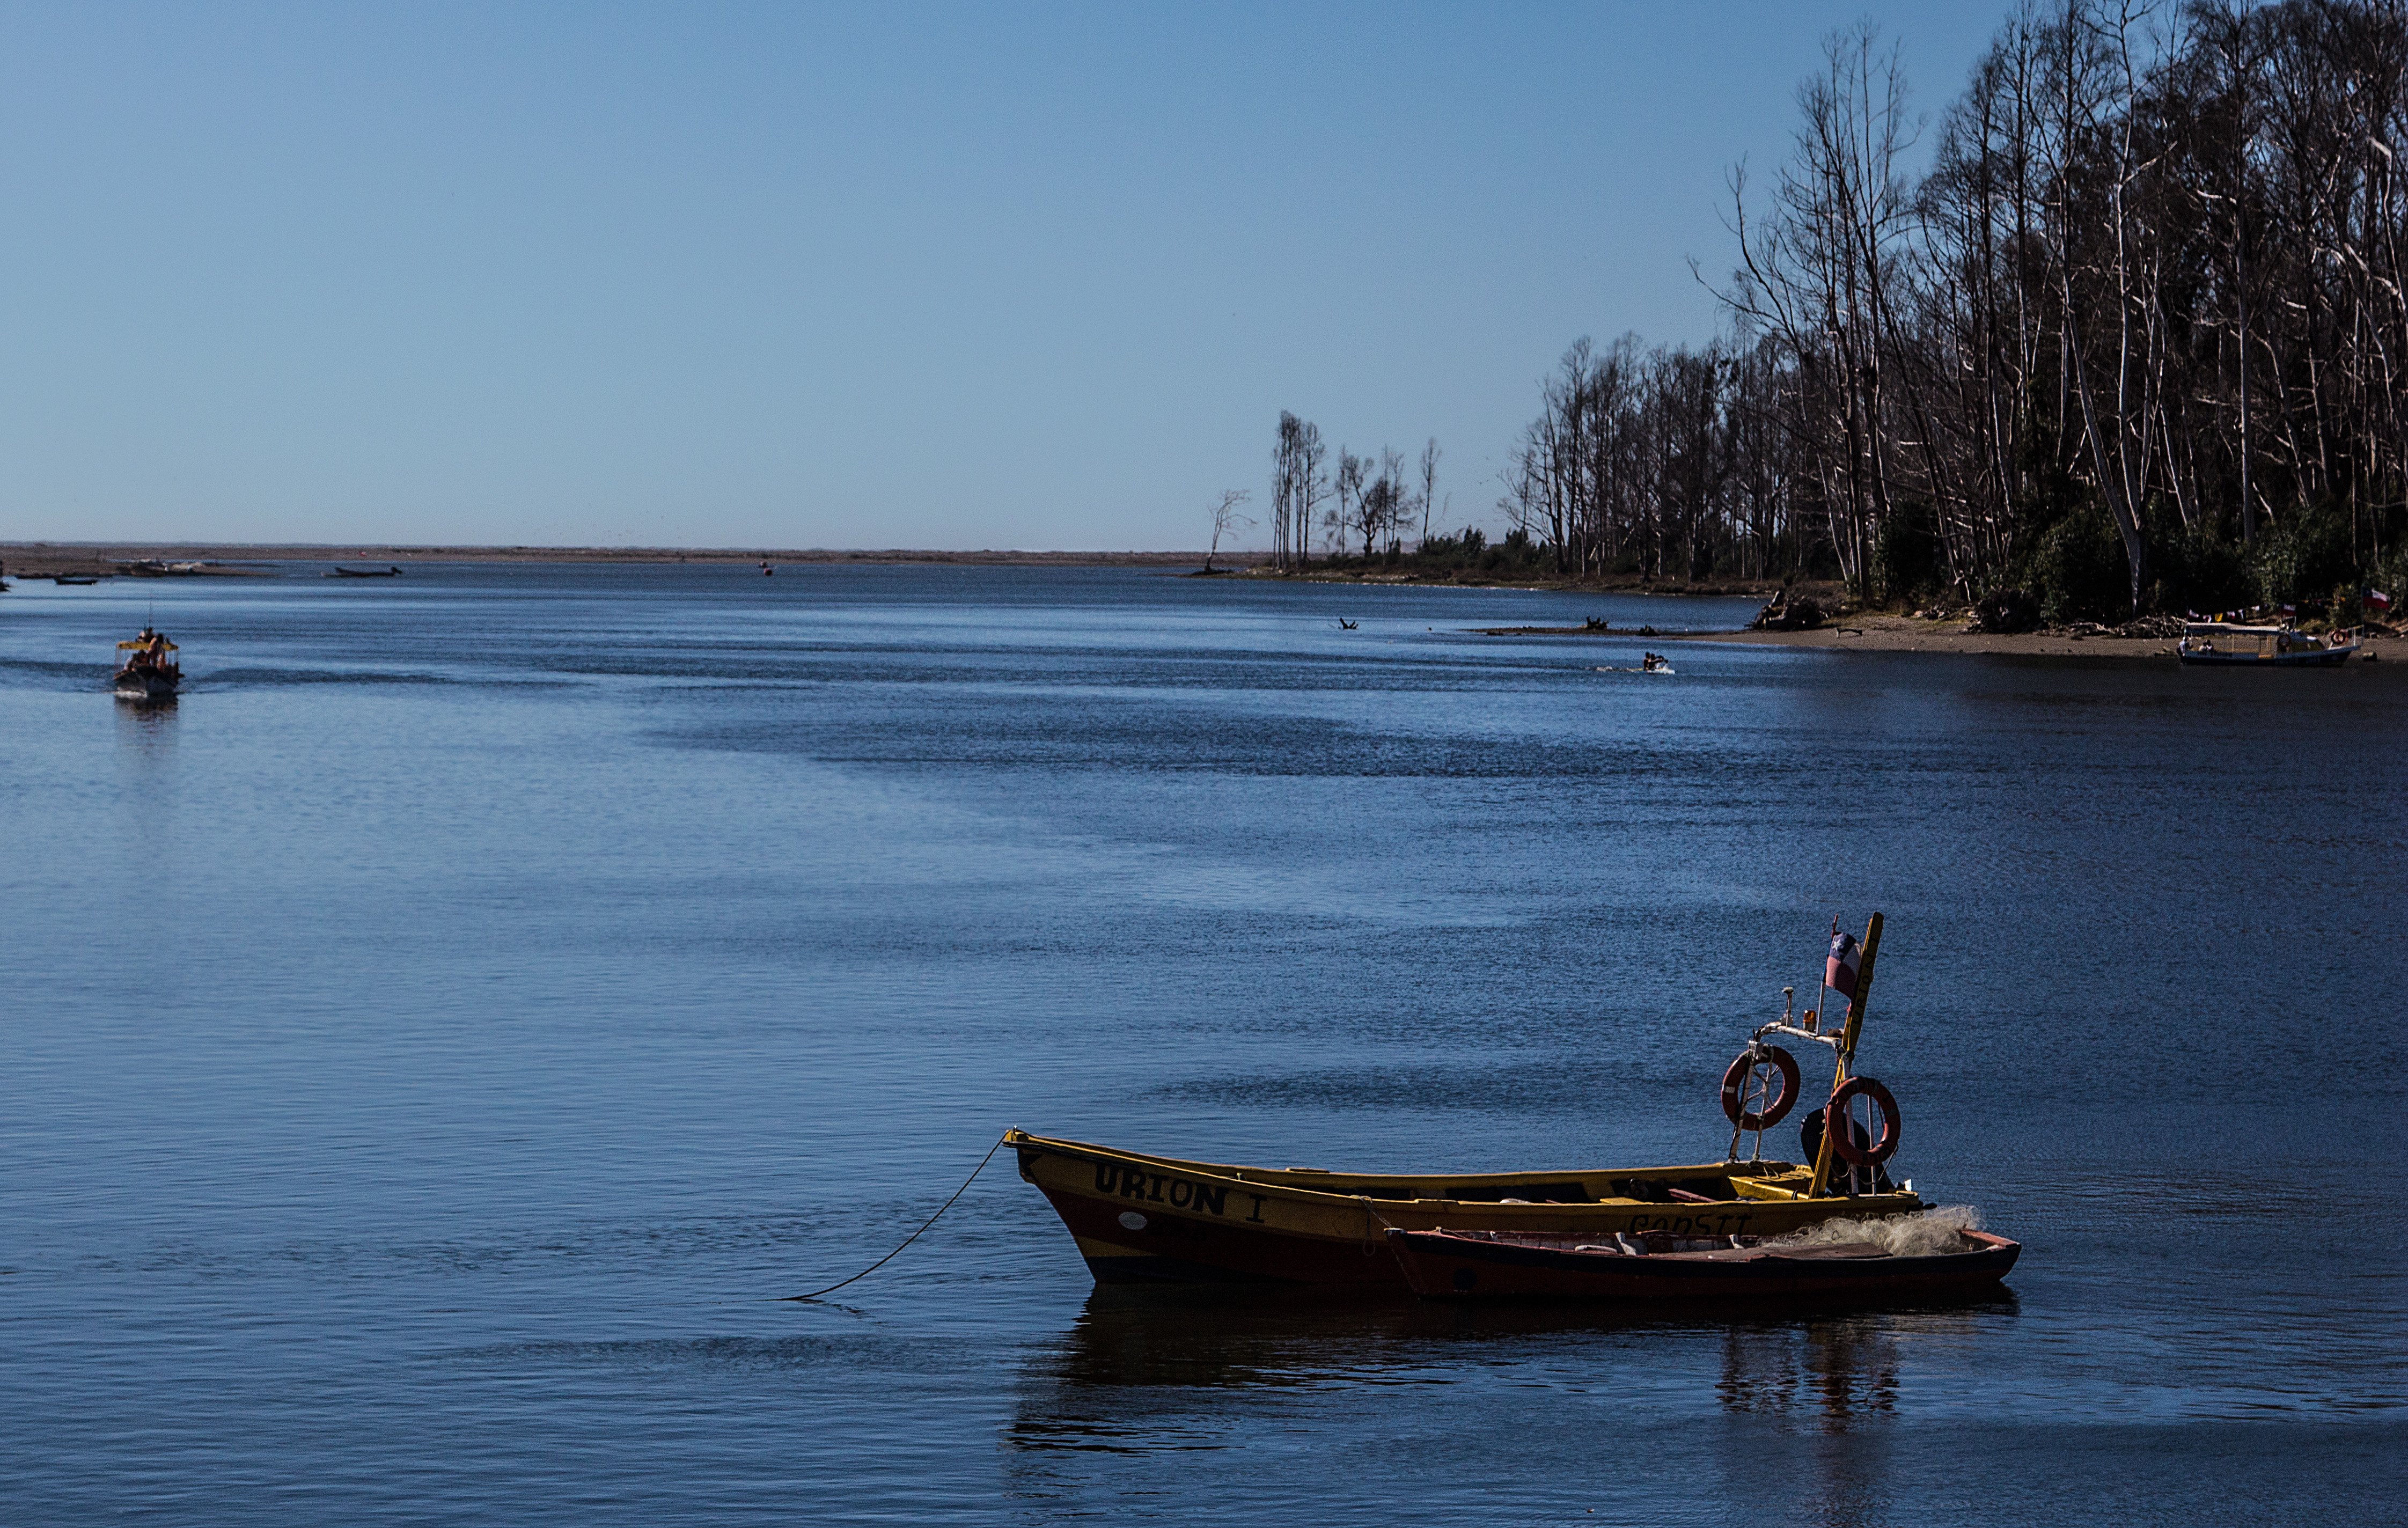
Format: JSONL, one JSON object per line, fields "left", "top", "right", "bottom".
{"left": 2177, "top": 621, "right": 2358, "bottom": 665}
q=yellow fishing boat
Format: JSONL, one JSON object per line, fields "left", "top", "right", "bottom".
{"left": 1014, "top": 915, "right": 1921, "bottom": 1288}
{"left": 1008, "top": 1133, "right": 1919, "bottom": 1287}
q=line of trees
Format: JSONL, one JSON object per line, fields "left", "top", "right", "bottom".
{"left": 1267, "top": 412, "right": 1442, "bottom": 569}
{"left": 1481, "top": 0, "right": 2408, "bottom": 618}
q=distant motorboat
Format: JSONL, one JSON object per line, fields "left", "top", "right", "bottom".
{"left": 114, "top": 627, "right": 180, "bottom": 701}
{"left": 53, "top": 575, "right": 100, "bottom": 586}
{"left": 2177, "top": 622, "right": 2356, "bottom": 666}
{"left": 327, "top": 565, "right": 404, "bottom": 578}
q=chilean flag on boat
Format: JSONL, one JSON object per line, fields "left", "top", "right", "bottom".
{"left": 1826, "top": 923, "right": 1863, "bottom": 1000}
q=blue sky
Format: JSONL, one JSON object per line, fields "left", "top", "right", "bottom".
{"left": 0, "top": 3, "right": 2008, "bottom": 549}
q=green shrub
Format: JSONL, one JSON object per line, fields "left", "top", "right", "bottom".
{"left": 2372, "top": 549, "right": 2407, "bottom": 616}
{"left": 2033, "top": 506, "right": 2132, "bottom": 622}
{"left": 2150, "top": 530, "right": 2253, "bottom": 614}
{"left": 1971, "top": 587, "right": 2040, "bottom": 633}
{"left": 2252, "top": 505, "right": 2356, "bottom": 607}
{"left": 1877, "top": 501, "right": 1943, "bottom": 604}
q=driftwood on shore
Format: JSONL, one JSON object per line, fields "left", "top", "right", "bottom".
{"left": 1753, "top": 595, "right": 1827, "bottom": 631}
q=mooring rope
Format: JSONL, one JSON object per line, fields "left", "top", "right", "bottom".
{"left": 782, "top": 1132, "right": 1007, "bottom": 1303}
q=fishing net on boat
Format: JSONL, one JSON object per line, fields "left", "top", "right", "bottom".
{"left": 1767, "top": 1205, "right": 1982, "bottom": 1257}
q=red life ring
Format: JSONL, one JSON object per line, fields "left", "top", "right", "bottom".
{"left": 1826, "top": 1076, "right": 1902, "bottom": 1165}
{"left": 1720, "top": 1046, "right": 1800, "bottom": 1130}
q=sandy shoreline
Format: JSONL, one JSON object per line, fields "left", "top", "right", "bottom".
{"left": 1464, "top": 611, "right": 2398, "bottom": 658}
{"left": 1660, "top": 612, "right": 2402, "bottom": 658}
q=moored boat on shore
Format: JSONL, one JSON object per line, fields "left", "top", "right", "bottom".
{"left": 2177, "top": 621, "right": 2356, "bottom": 665}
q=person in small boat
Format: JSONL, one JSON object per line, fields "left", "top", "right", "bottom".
{"left": 1799, "top": 1105, "right": 1896, "bottom": 1193}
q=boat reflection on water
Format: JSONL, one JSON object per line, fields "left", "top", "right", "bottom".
{"left": 114, "top": 689, "right": 179, "bottom": 748}
{"left": 1715, "top": 1311, "right": 1911, "bottom": 1430}
{"left": 1007, "top": 1284, "right": 2017, "bottom": 1453}
{"left": 1004, "top": 1287, "right": 2018, "bottom": 1524}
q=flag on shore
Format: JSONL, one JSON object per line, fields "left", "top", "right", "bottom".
{"left": 1826, "top": 922, "right": 1862, "bottom": 1001}
{"left": 2367, "top": 588, "right": 2392, "bottom": 613}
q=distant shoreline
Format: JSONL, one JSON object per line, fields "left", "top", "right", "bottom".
{"left": 1246, "top": 565, "right": 1788, "bottom": 598}
{"left": 11, "top": 545, "right": 2393, "bottom": 662}
{"left": 0, "top": 542, "right": 1270, "bottom": 577}
{"left": 0, "top": 541, "right": 1785, "bottom": 598}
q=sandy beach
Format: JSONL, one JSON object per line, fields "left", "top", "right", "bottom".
{"left": 1471, "top": 611, "right": 2400, "bottom": 659}
{"left": 1665, "top": 612, "right": 2402, "bottom": 658}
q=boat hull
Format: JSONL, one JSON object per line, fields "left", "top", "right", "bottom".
{"left": 2178, "top": 647, "right": 2354, "bottom": 666}
{"left": 1386, "top": 1227, "right": 2020, "bottom": 1302}
{"left": 113, "top": 668, "right": 179, "bottom": 701}
{"left": 1009, "top": 1130, "right": 1924, "bottom": 1289}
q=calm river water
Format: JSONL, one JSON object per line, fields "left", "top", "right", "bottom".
{"left": 2, "top": 563, "right": 2402, "bottom": 1525}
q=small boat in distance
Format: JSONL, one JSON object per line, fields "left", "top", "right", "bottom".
{"left": 53, "top": 575, "right": 101, "bottom": 586}
{"left": 114, "top": 627, "right": 180, "bottom": 701}
{"left": 326, "top": 565, "right": 404, "bottom": 578}
{"left": 2177, "top": 621, "right": 2356, "bottom": 666}
{"left": 1384, "top": 1220, "right": 2017, "bottom": 1302}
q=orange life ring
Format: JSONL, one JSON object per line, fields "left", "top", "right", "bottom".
{"left": 1720, "top": 1046, "right": 1800, "bottom": 1130}
{"left": 1826, "top": 1076, "right": 1901, "bottom": 1165}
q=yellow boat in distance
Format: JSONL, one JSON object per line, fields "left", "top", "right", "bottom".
{"left": 1007, "top": 1130, "right": 1922, "bottom": 1287}
{"left": 114, "top": 627, "right": 181, "bottom": 701}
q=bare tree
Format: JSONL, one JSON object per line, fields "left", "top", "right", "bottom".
{"left": 1271, "top": 415, "right": 1302, "bottom": 571}
{"left": 1204, "top": 489, "right": 1253, "bottom": 572}
{"left": 1377, "top": 447, "right": 1407, "bottom": 554}
{"left": 1297, "top": 422, "right": 1328, "bottom": 568}
{"left": 1333, "top": 451, "right": 1366, "bottom": 559}
{"left": 1417, "top": 438, "right": 1442, "bottom": 548}
{"left": 1270, "top": 414, "right": 1330, "bottom": 570}
{"left": 1353, "top": 452, "right": 1405, "bottom": 559}
{"left": 1715, "top": 21, "right": 1922, "bottom": 598}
